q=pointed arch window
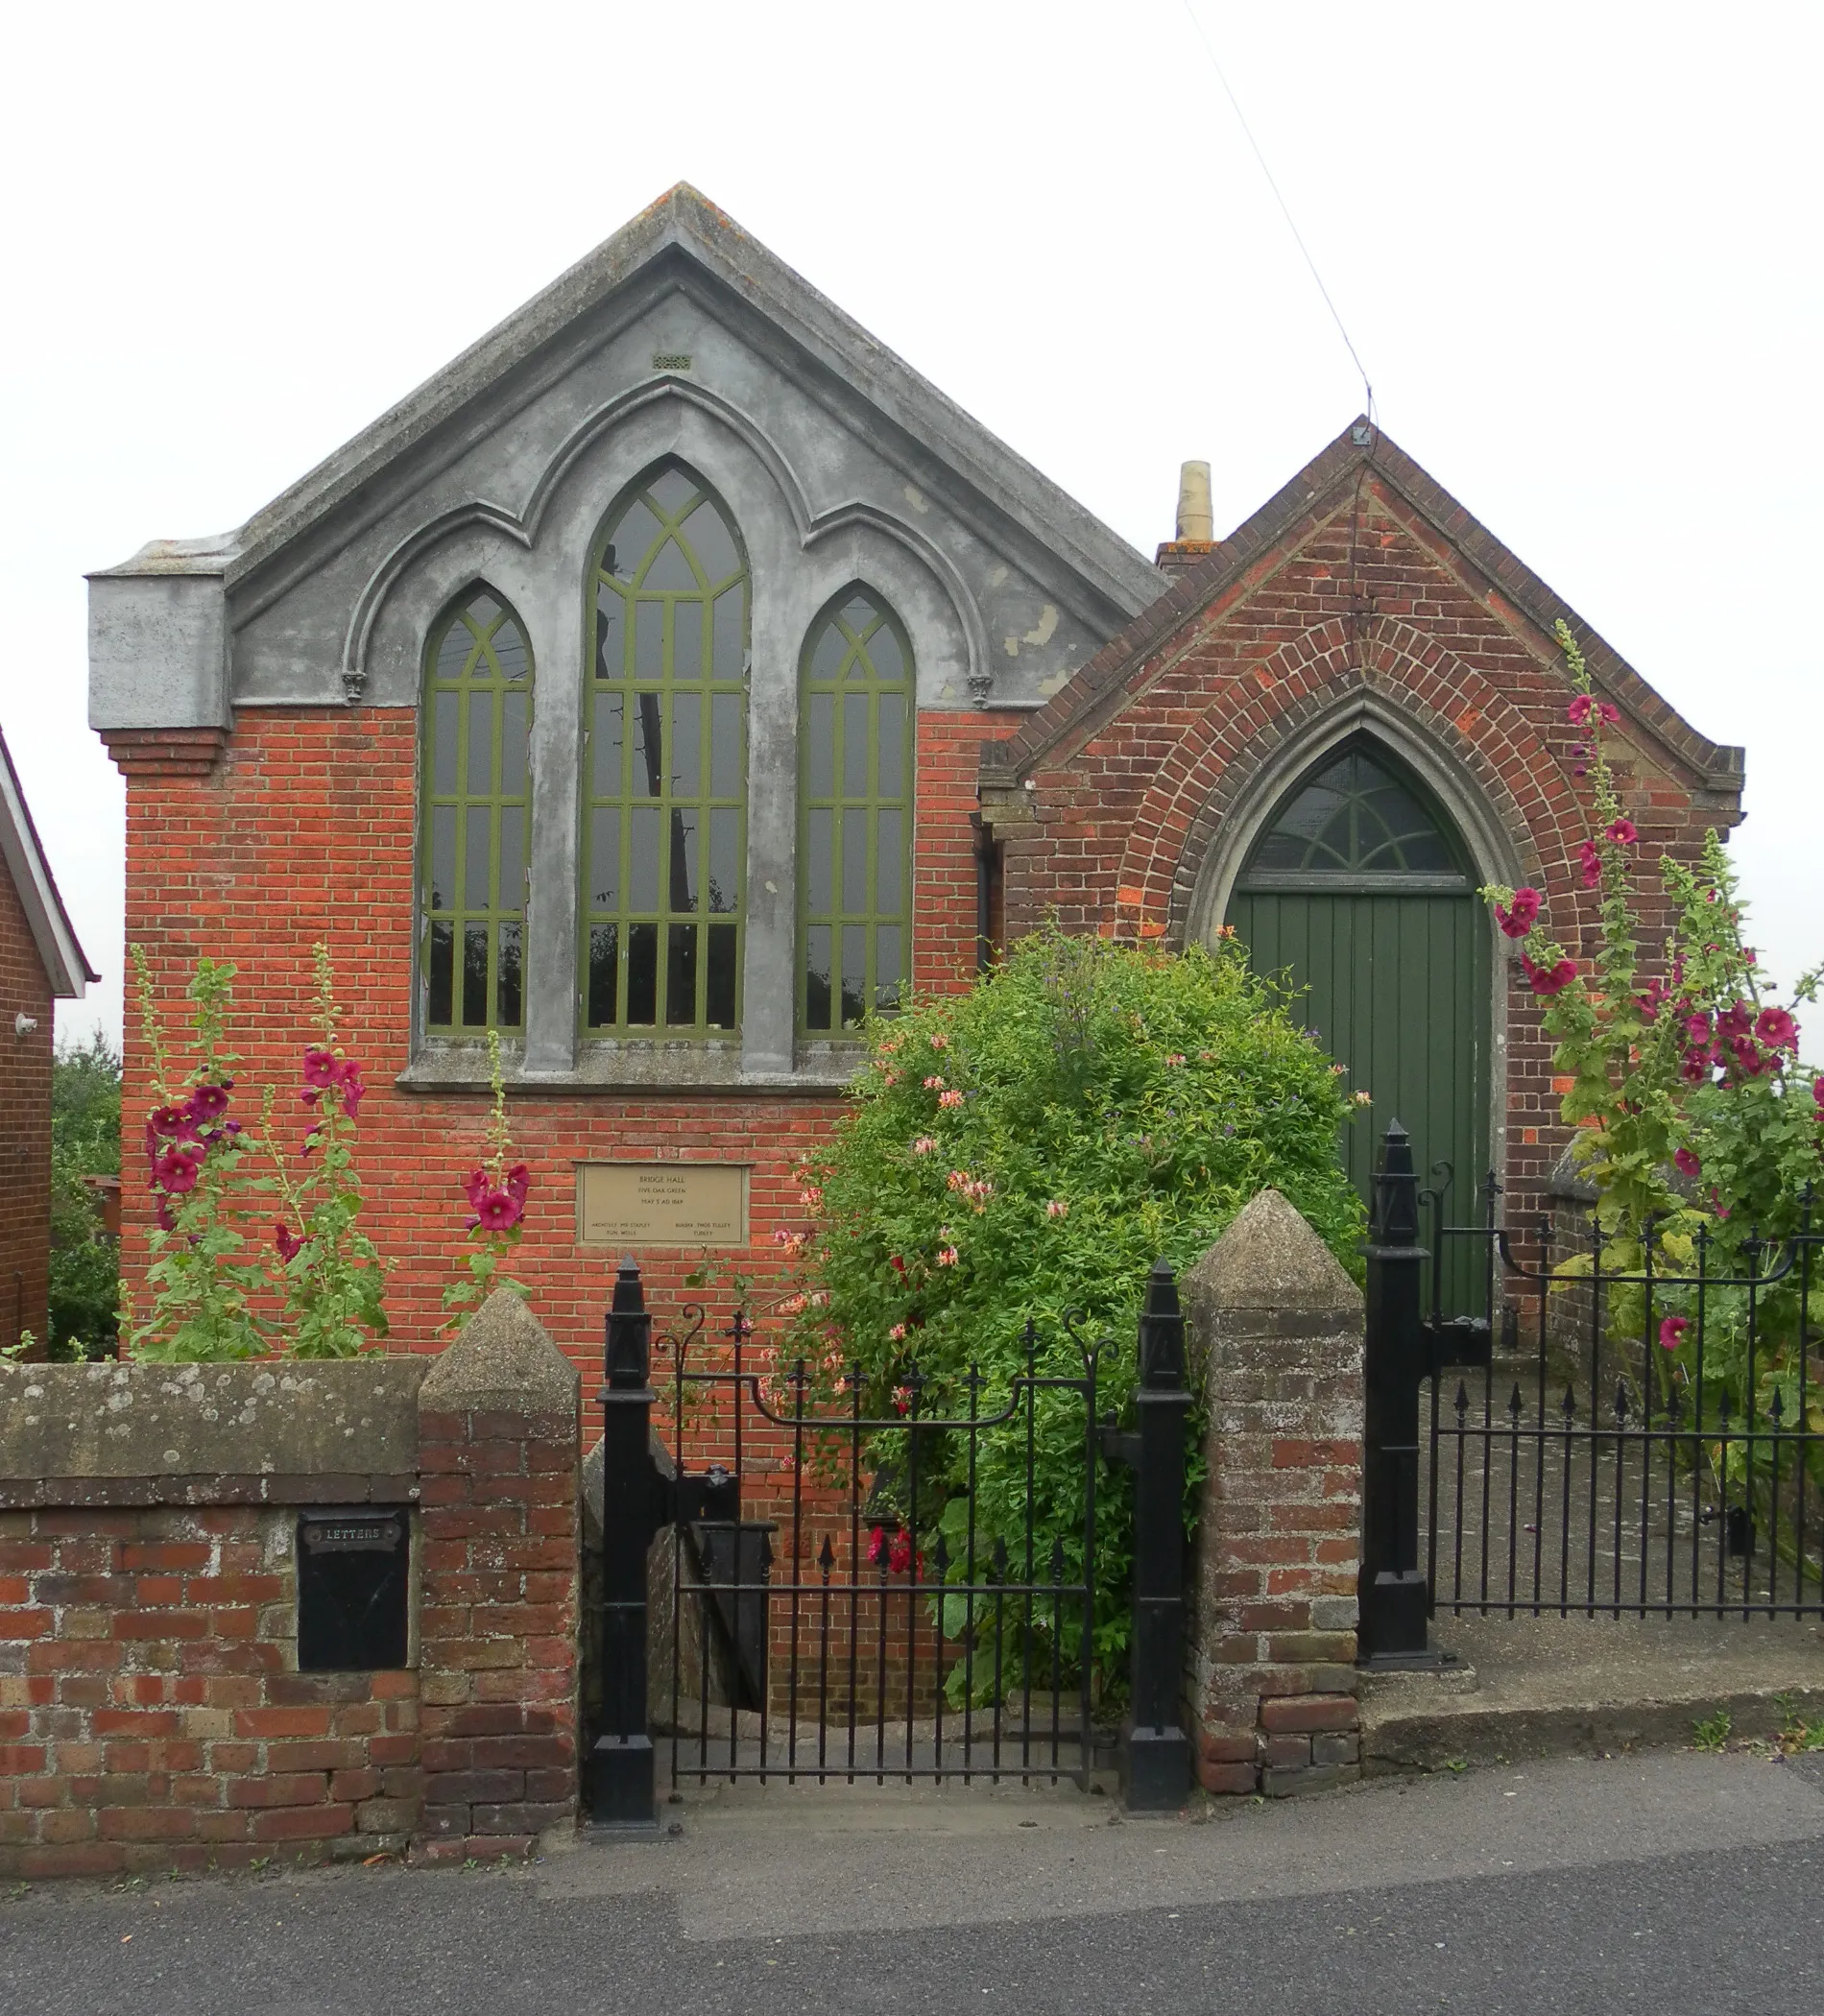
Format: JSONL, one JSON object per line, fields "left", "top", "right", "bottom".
{"left": 799, "top": 588, "right": 914, "bottom": 1033}
{"left": 1237, "top": 740, "right": 1469, "bottom": 891}
{"left": 583, "top": 465, "right": 748, "bottom": 1034}
{"left": 420, "top": 586, "right": 534, "bottom": 1034}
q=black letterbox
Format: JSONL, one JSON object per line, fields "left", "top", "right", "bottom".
{"left": 297, "top": 1508, "right": 410, "bottom": 1671}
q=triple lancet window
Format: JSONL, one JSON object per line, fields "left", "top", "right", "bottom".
{"left": 416, "top": 463, "right": 917, "bottom": 1049}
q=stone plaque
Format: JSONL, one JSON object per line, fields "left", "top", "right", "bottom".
{"left": 575, "top": 1163, "right": 750, "bottom": 1248}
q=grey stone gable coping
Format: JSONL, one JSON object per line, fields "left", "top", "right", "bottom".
{"left": 420, "top": 1287, "right": 579, "bottom": 1416}
{"left": 981, "top": 418, "right": 1746, "bottom": 798}
{"left": 92, "top": 185, "right": 1163, "bottom": 628}
{"left": 0, "top": 727, "right": 97, "bottom": 996}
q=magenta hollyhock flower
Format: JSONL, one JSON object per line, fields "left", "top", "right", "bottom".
{"left": 1684, "top": 1012, "right": 1712, "bottom": 1046}
{"left": 1812, "top": 1074, "right": 1824, "bottom": 1112}
{"left": 1496, "top": 887, "right": 1543, "bottom": 939}
{"left": 1659, "top": 1316, "right": 1690, "bottom": 1352}
{"left": 1730, "top": 1037, "right": 1764, "bottom": 1076}
{"left": 1674, "top": 1147, "right": 1701, "bottom": 1178}
{"left": 1716, "top": 1001, "right": 1753, "bottom": 1041}
{"left": 461, "top": 1166, "right": 491, "bottom": 1209}
{"left": 1523, "top": 955, "right": 1577, "bottom": 997}
{"left": 155, "top": 1196, "right": 177, "bottom": 1232}
{"left": 867, "top": 1525, "right": 888, "bottom": 1567}
{"left": 887, "top": 1531, "right": 913, "bottom": 1575}
{"left": 1755, "top": 1006, "right": 1798, "bottom": 1051}
{"left": 1681, "top": 1048, "right": 1712, "bottom": 1085}
{"left": 302, "top": 1048, "right": 339, "bottom": 1090}
{"left": 154, "top": 1146, "right": 203, "bottom": 1194}
{"left": 1578, "top": 839, "right": 1602, "bottom": 889}
{"left": 505, "top": 1162, "right": 531, "bottom": 1206}
{"left": 274, "top": 1223, "right": 305, "bottom": 1262}
{"left": 1567, "top": 694, "right": 1621, "bottom": 730}
{"left": 474, "top": 1188, "right": 523, "bottom": 1233}
{"left": 1604, "top": 818, "right": 1639, "bottom": 846}
{"left": 187, "top": 1082, "right": 232, "bottom": 1122}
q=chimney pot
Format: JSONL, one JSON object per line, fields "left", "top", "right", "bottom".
{"left": 1175, "top": 461, "right": 1213, "bottom": 542}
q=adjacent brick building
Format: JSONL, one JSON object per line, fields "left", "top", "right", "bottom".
{"left": 87, "top": 185, "right": 1740, "bottom": 1366}
{"left": 0, "top": 732, "right": 97, "bottom": 1355}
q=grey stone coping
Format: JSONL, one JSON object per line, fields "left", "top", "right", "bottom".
{"left": 420, "top": 1290, "right": 580, "bottom": 1418}
{"left": 395, "top": 1042, "right": 867, "bottom": 1095}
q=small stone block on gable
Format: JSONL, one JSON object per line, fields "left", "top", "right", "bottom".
{"left": 418, "top": 1291, "right": 581, "bottom": 1419}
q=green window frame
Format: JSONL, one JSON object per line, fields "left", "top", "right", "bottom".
{"left": 1237, "top": 740, "right": 1470, "bottom": 893}
{"left": 420, "top": 585, "right": 534, "bottom": 1036}
{"left": 798, "top": 588, "right": 914, "bottom": 1033}
{"left": 582, "top": 464, "right": 748, "bottom": 1035}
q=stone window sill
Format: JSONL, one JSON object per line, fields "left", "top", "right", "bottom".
{"left": 395, "top": 1040, "right": 870, "bottom": 1095}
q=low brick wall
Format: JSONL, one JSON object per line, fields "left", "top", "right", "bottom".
{"left": 1182, "top": 1189, "right": 1365, "bottom": 1796}
{"left": 0, "top": 1291, "right": 580, "bottom": 1877}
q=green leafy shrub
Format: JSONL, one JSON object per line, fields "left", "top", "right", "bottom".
{"left": 770, "top": 927, "right": 1364, "bottom": 1700}
{"left": 47, "top": 1031, "right": 121, "bottom": 1357}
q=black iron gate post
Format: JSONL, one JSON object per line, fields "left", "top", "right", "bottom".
{"left": 588, "top": 1257, "right": 668, "bottom": 1830}
{"left": 1358, "top": 1122, "right": 1434, "bottom": 1664}
{"left": 1106, "top": 1259, "right": 1193, "bottom": 1809}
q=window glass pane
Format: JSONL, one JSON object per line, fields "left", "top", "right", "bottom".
{"left": 810, "top": 624, "right": 847, "bottom": 682}
{"left": 842, "top": 807, "right": 868, "bottom": 914}
{"left": 635, "top": 601, "right": 664, "bottom": 681}
{"left": 708, "top": 808, "right": 740, "bottom": 915}
{"left": 466, "top": 691, "right": 494, "bottom": 795}
{"left": 806, "top": 809, "right": 832, "bottom": 913}
{"left": 670, "top": 691, "right": 701, "bottom": 795}
{"left": 433, "top": 691, "right": 459, "bottom": 794}
{"left": 673, "top": 601, "right": 704, "bottom": 683}
{"left": 1242, "top": 743, "right": 1462, "bottom": 885}
{"left": 462, "top": 924, "right": 490, "bottom": 1026}
{"left": 492, "top": 618, "right": 529, "bottom": 681}
{"left": 595, "top": 587, "right": 625, "bottom": 681}
{"left": 665, "top": 924, "right": 698, "bottom": 1024}
{"left": 499, "top": 692, "right": 528, "bottom": 797}
{"left": 668, "top": 808, "right": 699, "bottom": 913}
{"left": 610, "top": 505, "right": 660, "bottom": 579}
{"left": 710, "top": 693, "right": 742, "bottom": 797}
{"left": 469, "top": 591, "right": 501, "bottom": 628}
{"left": 592, "top": 691, "right": 623, "bottom": 797}
{"left": 876, "top": 809, "right": 901, "bottom": 914}
{"left": 706, "top": 924, "right": 737, "bottom": 1029}
{"left": 436, "top": 618, "right": 473, "bottom": 684}
{"left": 648, "top": 468, "right": 696, "bottom": 516}
{"left": 840, "top": 595, "right": 873, "bottom": 632}
{"left": 629, "top": 806, "right": 660, "bottom": 911}
{"left": 843, "top": 693, "right": 869, "bottom": 795}
{"left": 587, "top": 924, "right": 618, "bottom": 1027}
{"left": 644, "top": 539, "right": 695, "bottom": 590}
{"left": 868, "top": 622, "right": 904, "bottom": 684}
{"left": 876, "top": 694, "right": 904, "bottom": 797}
{"left": 807, "top": 693, "right": 835, "bottom": 797}
{"left": 712, "top": 588, "right": 744, "bottom": 680}
{"left": 589, "top": 807, "right": 619, "bottom": 912}
{"left": 497, "top": 808, "right": 524, "bottom": 913}
{"left": 875, "top": 925, "right": 902, "bottom": 1013}
{"left": 496, "top": 923, "right": 522, "bottom": 1027}
{"left": 804, "top": 925, "right": 832, "bottom": 1032}
{"left": 428, "top": 922, "right": 454, "bottom": 1026}
{"left": 430, "top": 808, "right": 456, "bottom": 912}
{"left": 841, "top": 925, "right": 867, "bottom": 1028}
{"left": 683, "top": 498, "right": 738, "bottom": 587}
{"left": 465, "top": 806, "right": 492, "bottom": 910}
{"left": 626, "top": 924, "right": 659, "bottom": 1024}
{"left": 632, "top": 693, "right": 664, "bottom": 797}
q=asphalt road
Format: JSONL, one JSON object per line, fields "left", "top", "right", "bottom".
{"left": 4, "top": 1750, "right": 1822, "bottom": 2015}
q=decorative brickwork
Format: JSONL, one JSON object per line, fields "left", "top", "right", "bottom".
{"left": 1181, "top": 1190, "right": 1364, "bottom": 1796}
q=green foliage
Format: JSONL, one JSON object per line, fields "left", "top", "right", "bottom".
{"left": 441, "top": 1029, "right": 531, "bottom": 1331}
{"left": 252, "top": 944, "right": 389, "bottom": 1357}
{"left": 47, "top": 1031, "right": 121, "bottom": 1356}
{"left": 125, "top": 948, "right": 264, "bottom": 1363}
{"left": 770, "top": 927, "right": 1364, "bottom": 1699}
{"left": 1692, "top": 1709, "right": 1733, "bottom": 1752}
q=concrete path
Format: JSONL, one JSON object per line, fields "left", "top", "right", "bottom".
{"left": 5, "top": 1750, "right": 1824, "bottom": 2013}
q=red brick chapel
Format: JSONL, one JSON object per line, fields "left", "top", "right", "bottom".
{"left": 88, "top": 186, "right": 1742, "bottom": 1366}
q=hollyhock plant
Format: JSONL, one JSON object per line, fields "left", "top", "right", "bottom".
{"left": 1496, "top": 887, "right": 1542, "bottom": 939}
{"left": 442, "top": 1028, "right": 534, "bottom": 1332}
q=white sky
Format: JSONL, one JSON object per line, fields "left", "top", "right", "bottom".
{"left": 6, "top": 1, "right": 1818, "bottom": 1050}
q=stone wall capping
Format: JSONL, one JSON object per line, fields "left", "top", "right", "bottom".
{"left": 419, "top": 1290, "right": 581, "bottom": 1417}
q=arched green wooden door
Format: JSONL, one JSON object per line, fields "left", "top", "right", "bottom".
{"left": 1227, "top": 739, "right": 1491, "bottom": 1304}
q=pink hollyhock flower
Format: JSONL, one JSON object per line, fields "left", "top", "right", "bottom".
{"left": 1567, "top": 693, "right": 1622, "bottom": 730}
{"left": 1755, "top": 1006, "right": 1798, "bottom": 1051}
{"left": 1496, "top": 887, "right": 1543, "bottom": 939}
{"left": 301, "top": 1048, "right": 339, "bottom": 1090}
{"left": 154, "top": 1145, "right": 203, "bottom": 1193}
{"left": 1716, "top": 1001, "right": 1753, "bottom": 1041}
{"left": 1674, "top": 1147, "right": 1701, "bottom": 1178}
{"left": 1684, "top": 1013, "right": 1713, "bottom": 1046}
{"left": 461, "top": 1166, "right": 491, "bottom": 1208}
{"left": 1522, "top": 955, "right": 1577, "bottom": 997}
{"left": 938, "top": 1089, "right": 965, "bottom": 1108}
{"left": 1578, "top": 840, "right": 1602, "bottom": 889}
{"left": 332, "top": 1059, "right": 366, "bottom": 1116}
{"left": 504, "top": 1162, "right": 531, "bottom": 1205}
{"left": 1659, "top": 1316, "right": 1690, "bottom": 1352}
{"left": 274, "top": 1223, "right": 305, "bottom": 1262}
{"left": 188, "top": 1082, "right": 232, "bottom": 1122}
{"left": 474, "top": 1188, "right": 523, "bottom": 1232}
{"left": 1604, "top": 818, "right": 1639, "bottom": 846}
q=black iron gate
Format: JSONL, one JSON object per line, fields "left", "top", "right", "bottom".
{"left": 1358, "top": 1123, "right": 1824, "bottom": 1655}
{"left": 588, "top": 1256, "right": 1194, "bottom": 1823}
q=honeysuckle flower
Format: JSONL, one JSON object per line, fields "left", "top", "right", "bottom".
{"left": 928, "top": 1033, "right": 948, "bottom": 1050}
{"left": 1659, "top": 1316, "right": 1690, "bottom": 1351}
{"left": 780, "top": 1293, "right": 807, "bottom": 1316}
{"left": 1755, "top": 1006, "right": 1798, "bottom": 1051}
{"left": 1604, "top": 818, "right": 1639, "bottom": 846}
{"left": 892, "top": 1386, "right": 911, "bottom": 1416}
{"left": 889, "top": 1323, "right": 906, "bottom": 1341}
{"left": 1164, "top": 1053, "right": 1187, "bottom": 1067}
{"left": 923, "top": 1075, "right": 946, "bottom": 1091}
{"left": 1353, "top": 1090, "right": 1374, "bottom": 1106}
{"left": 154, "top": 1145, "right": 203, "bottom": 1193}
{"left": 1496, "top": 887, "right": 1542, "bottom": 939}
{"left": 1046, "top": 1199, "right": 1068, "bottom": 1219}
{"left": 911, "top": 1137, "right": 939, "bottom": 1155}
{"left": 1578, "top": 840, "right": 1602, "bottom": 889}
{"left": 1522, "top": 954, "right": 1577, "bottom": 997}
{"left": 301, "top": 1048, "right": 339, "bottom": 1090}
{"left": 1674, "top": 1147, "right": 1701, "bottom": 1178}
{"left": 938, "top": 1089, "right": 964, "bottom": 1108}
{"left": 936, "top": 1245, "right": 960, "bottom": 1266}
{"left": 798, "top": 1186, "right": 823, "bottom": 1209}
{"left": 274, "top": 1223, "right": 305, "bottom": 1262}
